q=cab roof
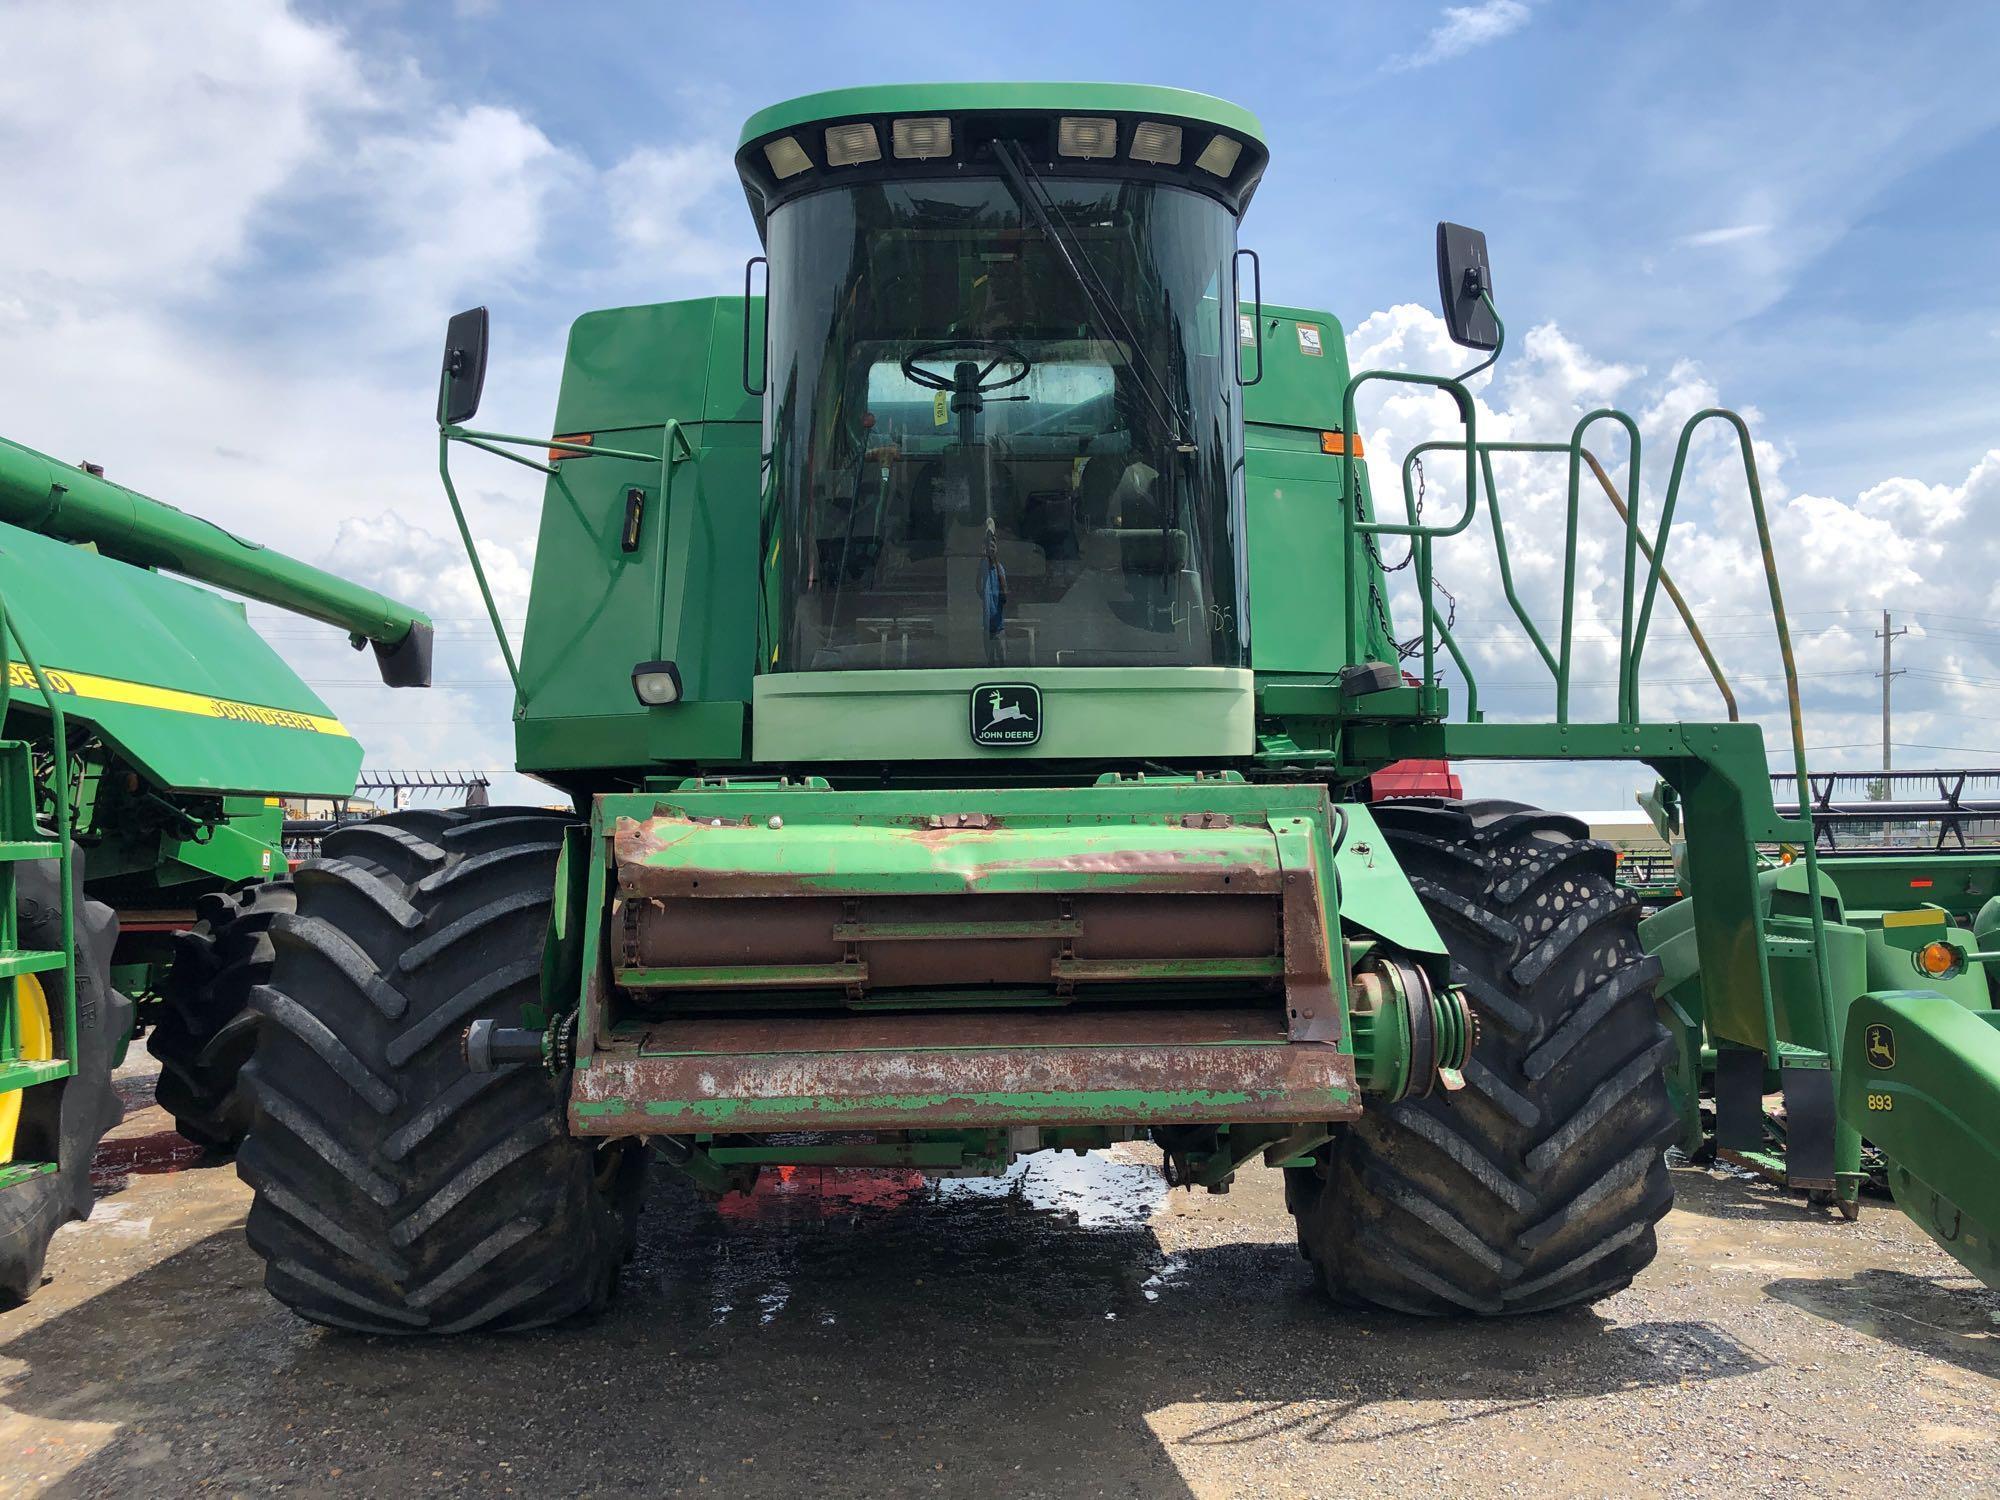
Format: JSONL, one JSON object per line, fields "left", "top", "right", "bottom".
{"left": 736, "top": 82, "right": 1269, "bottom": 235}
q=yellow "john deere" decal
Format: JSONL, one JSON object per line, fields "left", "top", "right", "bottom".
{"left": 6, "top": 661, "right": 351, "bottom": 737}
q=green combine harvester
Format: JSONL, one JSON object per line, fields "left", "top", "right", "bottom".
{"left": 231, "top": 82, "right": 2000, "bottom": 1333}
{"left": 0, "top": 435, "right": 432, "bottom": 1303}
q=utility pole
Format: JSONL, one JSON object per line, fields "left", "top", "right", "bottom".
{"left": 1876, "top": 609, "right": 1908, "bottom": 773}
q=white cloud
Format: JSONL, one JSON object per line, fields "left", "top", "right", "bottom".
{"left": 603, "top": 140, "right": 748, "bottom": 282}
{"left": 0, "top": 0, "right": 368, "bottom": 299}
{"left": 1678, "top": 223, "right": 1771, "bottom": 248}
{"left": 322, "top": 103, "right": 583, "bottom": 337}
{"left": 1393, "top": 1, "right": 1533, "bottom": 71}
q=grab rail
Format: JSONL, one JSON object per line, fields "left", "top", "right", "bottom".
{"left": 1395, "top": 438, "right": 1740, "bottom": 724}
{"left": 1338, "top": 371, "right": 1834, "bottom": 1066}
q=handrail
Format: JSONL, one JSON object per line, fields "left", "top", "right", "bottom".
{"left": 1670, "top": 409, "right": 1839, "bottom": 1075}
{"left": 438, "top": 420, "right": 698, "bottom": 706}
{"left": 1568, "top": 410, "right": 1642, "bottom": 721}
{"left": 1341, "top": 368, "right": 1475, "bottom": 718}
{"left": 1368, "top": 420, "right": 1760, "bottom": 732}
{"left": 1356, "top": 401, "right": 1824, "bottom": 1075}
{"left": 1579, "top": 449, "right": 1737, "bottom": 722}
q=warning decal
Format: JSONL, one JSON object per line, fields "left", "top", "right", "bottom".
{"left": 6, "top": 661, "right": 352, "bottom": 737}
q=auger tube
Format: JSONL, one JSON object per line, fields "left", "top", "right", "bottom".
{"left": 0, "top": 435, "right": 433, "bottom": 686}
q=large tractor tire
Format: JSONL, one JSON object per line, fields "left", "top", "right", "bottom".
{"left": 237, "top": 807, "right": 644, "bottom": 1335}
{"left": 148, "top": 880, "right": 295, "bottom": 1152}
{"left": 0, "top": 854, "right": 131, "bottom": 1306}
{"left": 1291, "top": 799, "right": 1675, "bottom": 1315}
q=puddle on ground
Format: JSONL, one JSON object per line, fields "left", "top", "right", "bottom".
{"left": 1141, "top": 1253, "right": 1188, "bottom": 1302}
{"left": 687, "top": 1148, "right": 1171, "bottom": 1329}
{"left": 90, "top": 1129, "right": 206, "bottom": 1188}
{"left": 935, "top": 1148, "right": 1168, "bottom": 1228}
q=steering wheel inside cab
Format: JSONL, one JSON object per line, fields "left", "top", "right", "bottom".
{"left": 899, "top": 340, "right": 1032, "bottom": 404}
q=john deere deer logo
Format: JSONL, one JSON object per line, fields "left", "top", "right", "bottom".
{"left": 970, "top": 682, "right": 1041, "bottom": 747}
{"left": 1864, "top": 1022, "right": 1896, "bottom": 1070}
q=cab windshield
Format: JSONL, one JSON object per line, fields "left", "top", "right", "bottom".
{"left": 761, "top": 176, "right": 1245, "bottom": 671}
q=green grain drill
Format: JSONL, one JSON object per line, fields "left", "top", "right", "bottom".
{"left": 0, "top": 435, "right": 431, "bottom": 1302}
{"left": 231, "top": 83, "right": 1991, "bottom": 1333}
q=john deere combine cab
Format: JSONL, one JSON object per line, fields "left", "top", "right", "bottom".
{"left": 232, "top": 82, "right": 1993, "bottom": 1334}
{"left": 0, "top": 435, "right": 431, "bottom": 1302}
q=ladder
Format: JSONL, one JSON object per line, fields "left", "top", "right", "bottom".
{"left": 0, "top": 592, "right": 77, "bottom": 1185}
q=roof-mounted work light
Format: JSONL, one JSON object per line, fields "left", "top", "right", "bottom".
{"left": 1194, "top": 133, "right": 1242, "bottom": 177}
{"left": 1056, "top": 116, "right": 1118, "bottom": 158}
{"left": 891, "top": 116, "right": 952, "bottom": 159}
{"left": 763, "top": 136, "right": 812, "bottom": 179}
{"left": 824, "top": 122, "right": 881, "bottom": 166}
{"left": 1129, "top": 121, "right": 1183, "bottom": 165}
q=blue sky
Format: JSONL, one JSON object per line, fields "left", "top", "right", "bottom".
{"left": 3, "top": 0, "right": 1998, "bottom": 805}
{"left": 312, "top": 0, "right": 2000, "bottom": 500}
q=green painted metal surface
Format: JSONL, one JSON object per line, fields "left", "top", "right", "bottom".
{"left": 1841, "top": 992, "right": 2000, "bottom": 1289}
{"left": 514, "top": 298, "right": 761, "bottom": 779}
{"left": 561, "top": 775, "right": 1416, "bottom": 1131}
{"left": 0, "top": 520, "right": 360, "bottom": 796}
{"left": 1243, "top": 304, "right": 1399, "bottom": 676}
{"left": 1813, "top": 852, "right": 2000, "bottom": 921}
{"left": 751, "top": 666, "right": 1253, "bottom": 763}
{"left": 615, "top": 800, "right": 1280, "bottom": 896}
{"left": 0, "top": 604, "right": 80, "bottom": 1137}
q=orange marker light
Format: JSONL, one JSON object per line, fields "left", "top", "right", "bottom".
{"left": 550, "top": 433, "right": 595, "bottom": 462}
{"left": 1916, "top": 940, "right": 1962, "bottom": 978}
{"left": 1321, "top": 431, "right": 1365, "bottom": 457}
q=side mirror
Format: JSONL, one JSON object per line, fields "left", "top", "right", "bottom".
{"left": 1435, "top": 223, "right": 1499, "bottom": 351}
{"left": 437, "top": 306, "right": 489, "bottom": 426}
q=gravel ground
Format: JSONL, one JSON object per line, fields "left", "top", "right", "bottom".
{"left": 0, "top": 1064, "right": 1994, "bottom": 1498}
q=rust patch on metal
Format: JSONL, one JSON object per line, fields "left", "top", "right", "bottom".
{"left": 925, "top": 812, "right": 994, "bottom": 830}
{"left": 569, "top": 1006, "right": 1359, "bottom": 1134}
{"left": 618, "top": 891, "right": 1284, "bottom": 991}
{"left": 1277, "top": 837, "right": 1339, "bottom": 1043}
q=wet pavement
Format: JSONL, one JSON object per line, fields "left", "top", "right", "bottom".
{"left": 0, "top": 1067, "right": 1996, "bottom": 1498}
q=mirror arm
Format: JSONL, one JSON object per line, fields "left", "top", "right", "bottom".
{"left": 457, "top": 434, "right": 556, "bottom": 475}
{"left": 436, "top": 429, "right": 523, "bottom": 704}
{"left": 1451, "top": 293, "right": 1506, "bottom": 382}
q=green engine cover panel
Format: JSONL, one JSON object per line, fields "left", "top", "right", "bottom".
{"left": 0, "top": 520, "right": 360, "bottom": 796}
